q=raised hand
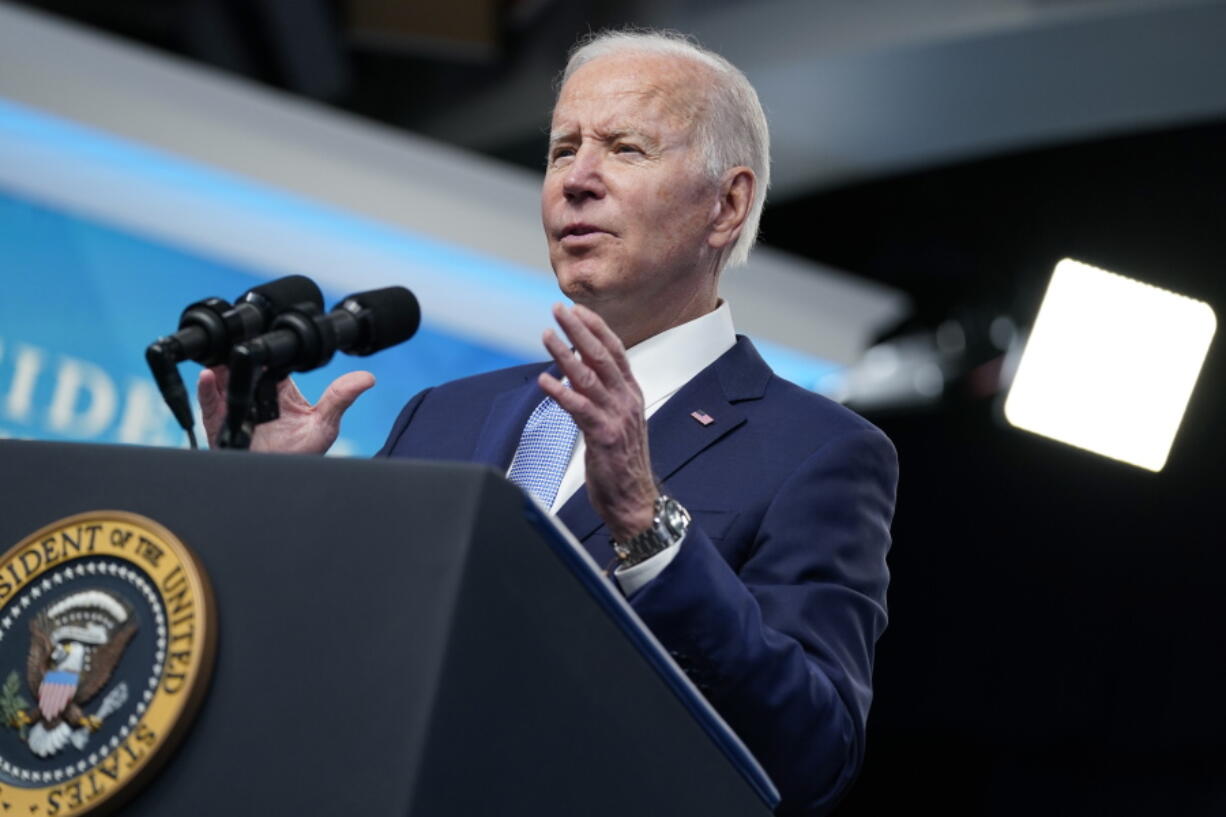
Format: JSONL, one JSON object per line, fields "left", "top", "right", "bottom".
{"left": 538, "top": 303, "right": 657, "bottom": 540}
{"left": 197, "top": 366, "right": 375, "bottom": 454}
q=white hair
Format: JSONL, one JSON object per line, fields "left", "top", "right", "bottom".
{"left": 560, "top": 29, "right": 771, "bottom": 269}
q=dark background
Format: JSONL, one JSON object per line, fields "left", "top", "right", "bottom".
{"left": 813, "top": 123, "right": 1226, "bottom": 816}
{"left": 10, "top": 1, "right": 1225, "bottom": 813}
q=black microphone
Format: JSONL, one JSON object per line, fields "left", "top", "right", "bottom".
{"left": 148, "top": 275, "right": 324, "bottom": 367}
{"left": 146, "top": 275, "right": 324, "bottom": 447}
{"left": 233, "top": 286, "right": 420, "bottom": 373}
{"left": 219, "top": 287, "right": 420, "bottom": 450}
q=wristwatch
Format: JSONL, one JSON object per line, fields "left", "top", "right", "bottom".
{"left": 612, "top": 494, "right": 691, "bottom": 568}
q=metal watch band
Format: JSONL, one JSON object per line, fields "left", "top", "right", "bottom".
{"left": 612, "top": 494, "right": 691, "bottom": 568}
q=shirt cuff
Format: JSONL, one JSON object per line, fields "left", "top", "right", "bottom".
{"left": 612, "top": 533, "right": 684, "bottom": 596}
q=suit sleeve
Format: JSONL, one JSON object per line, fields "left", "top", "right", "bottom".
{"left": 626, "top": 427, "right": 897, "bottom": 816}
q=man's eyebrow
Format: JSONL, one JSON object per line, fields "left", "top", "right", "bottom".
{"left": 548, "top": 127, "right": 657, "bottom": 147}
{"left": 606, "top": 128, "right": 657, "bottom": 146}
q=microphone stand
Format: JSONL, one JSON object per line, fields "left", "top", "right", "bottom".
{"left": 217, "top": 302, "right": 322, "bottom": 451}
{"left": 216, "top": 352, "right": 292, "bottom": 451}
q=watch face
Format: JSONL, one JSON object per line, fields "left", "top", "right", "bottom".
{"left": 662, "top": 498, "right": 691, "bottom": 537}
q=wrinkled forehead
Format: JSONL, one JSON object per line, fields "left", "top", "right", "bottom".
{"left": 551, "top": 53, "right": 712, "bottom": 134}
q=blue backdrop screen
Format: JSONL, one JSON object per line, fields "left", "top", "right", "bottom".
{"left": 0, "top": 189, "right": 527, "bottom": 456}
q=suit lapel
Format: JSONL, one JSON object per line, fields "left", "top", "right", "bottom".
{"left": 648, "top": 370, "right": 746, "bottom": 483}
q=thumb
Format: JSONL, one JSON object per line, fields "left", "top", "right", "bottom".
{"left": 316, "top": 371, "right": 376, "bottom": 424}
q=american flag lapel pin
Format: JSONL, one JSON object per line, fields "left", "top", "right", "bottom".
{"left": 690, "top": 409, "right": 715, "bottom": 426}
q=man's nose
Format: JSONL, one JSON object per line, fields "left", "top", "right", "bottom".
{"left": 562, "top": 145, "right": 606, "bottom": 201}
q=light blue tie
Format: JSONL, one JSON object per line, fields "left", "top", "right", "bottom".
{"left": 506, "top": 393, "right": 579, "bottom": 509}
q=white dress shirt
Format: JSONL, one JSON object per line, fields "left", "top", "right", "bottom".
{"left": 543, "top": 301, "right": 737, "bottom": 594}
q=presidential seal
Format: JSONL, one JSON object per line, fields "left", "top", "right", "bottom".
{"left": 0, "top": 512, "right": 215, "bottom": 815}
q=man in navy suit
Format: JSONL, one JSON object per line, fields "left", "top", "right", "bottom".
{"left": 200, "top": 30, "right": 897, "bottom": 816}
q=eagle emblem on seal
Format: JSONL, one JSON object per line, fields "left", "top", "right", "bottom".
{"left": 8, "top": 590, "right": 138, "bottom": 758}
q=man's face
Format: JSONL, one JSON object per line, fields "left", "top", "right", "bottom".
{"left": 541, "top": 53, "right": 719, "bottom": 320}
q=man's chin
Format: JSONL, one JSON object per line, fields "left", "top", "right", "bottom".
{"left": 553, "top": 264, "right": 617, "bottom": 303}
{"left": 557, "top": 279, "right": 601, "bottom": 305}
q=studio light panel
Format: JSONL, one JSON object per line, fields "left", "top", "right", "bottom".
{"left": 1004, "top": 258, "right": 1216, "bottom": 472}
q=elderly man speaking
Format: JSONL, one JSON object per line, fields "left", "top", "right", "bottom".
{"left": 200, "top": 29, "right": 898, "bottom": 816}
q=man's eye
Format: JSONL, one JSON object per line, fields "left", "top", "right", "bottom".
{"left": 615, "top": 144, "right": 642, "bottom": 154}
{"left": 550, "top": 147, "right": 575, "bottom": 162}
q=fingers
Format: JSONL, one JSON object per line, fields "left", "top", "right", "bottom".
{"left": 197, "top": 368, "right": 227, "bottom": 448}
{"left": 551, "top": 303, "right": 628, "bottom": 390}
{"left": 539, "top": 370, "right": 600, "bottom": 427}
{"left": 542, "top": 327, "right": 607, "bottom": 402}
{"left": 197, "top": 369, "right": 221, "bottom": 415}
{"left": 207, "top": 364, "right": 230, "bottom": 396}
{"left": 316, "top": 371, "right": 376, "bottom": 424}
{"left": 572, "top": 304, "right": 633, "bottom": 381}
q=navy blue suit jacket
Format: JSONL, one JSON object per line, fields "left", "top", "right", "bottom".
{"left": 377, "top": 336, "right": 897, "bottom": 815}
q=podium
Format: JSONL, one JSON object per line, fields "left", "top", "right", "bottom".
{"left": 0, "top": 440, "right": 777, "bottom": 816}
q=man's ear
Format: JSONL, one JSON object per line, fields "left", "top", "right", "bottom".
{"left": 708, "top": 167, "right": 755, "bottom": 251}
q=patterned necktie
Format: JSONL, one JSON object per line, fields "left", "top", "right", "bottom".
{"left": 506, "top": 393, "right": 580, "bottom": 509}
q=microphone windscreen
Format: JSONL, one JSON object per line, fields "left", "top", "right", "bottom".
{"left": 242, "top": 275, "right": 324, "bottom": 315}
{"left": 340, "top": 287, "right": 421, "bottom": 355}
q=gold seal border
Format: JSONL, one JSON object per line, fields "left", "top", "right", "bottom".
{"left": 0, "top": 510, "right": 217, "bottom": 817}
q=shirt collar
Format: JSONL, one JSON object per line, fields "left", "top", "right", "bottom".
{"left": 624, "top": 301, "right": 737, "bottom": 411}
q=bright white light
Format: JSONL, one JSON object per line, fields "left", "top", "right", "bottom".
{"left": 1004, "top": 258, "right": 1216, "bottom": 472}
